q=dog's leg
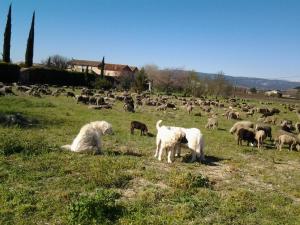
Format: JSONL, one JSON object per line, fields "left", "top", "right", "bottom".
{"left": 190, "top": 151, "right": 197, "bottom": 163}
{"left": 167, "top": 148, "right": 174, "bottom": 163}
{"left": 158, "top": 144, "right": 164, "bottom": 161}
{"left": 154, "top": 138, "right": 161, "bottom": 158}
{"left": 175, "top": 144, "right": 181, "bottom": 157}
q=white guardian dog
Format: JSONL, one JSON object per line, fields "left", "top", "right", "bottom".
{"left": 155, "top": 120, "right": 205, "bottom": 163}
{"left": 154, "top": 120, "right": 186, "bottom": 163}
{"left": 61, "top": 121, "right": 113, "bottom": 154}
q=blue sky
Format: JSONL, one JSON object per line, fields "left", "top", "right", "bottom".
{"left": 0, "top": 0, "right": 299, "bottom": 81}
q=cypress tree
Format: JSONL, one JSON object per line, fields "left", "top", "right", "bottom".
{"left": 100, "top": 56, "right": 105, "bottom": 79}
{"left": 3, "top": 4, "right": 12, "bottom": 63}
{"left": 25, "top": 11, "right": 35, "bottom": 67}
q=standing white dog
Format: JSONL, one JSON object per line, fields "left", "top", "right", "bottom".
{"left": 61, "top": 121, "right": 113, "bottom": 154}
{"left": 155, "top": 120, "right": 186, "bottom": 163}
{"left": 155, "top": 120, "right": 205, "bottom": 163}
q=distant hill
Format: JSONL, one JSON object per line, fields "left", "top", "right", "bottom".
{"left": 197, "top": 72, "right": 300, "bottom": 91}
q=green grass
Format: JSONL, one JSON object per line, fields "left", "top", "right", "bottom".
{"left": 0, "top": 91, "right": 299, "bottom": 224}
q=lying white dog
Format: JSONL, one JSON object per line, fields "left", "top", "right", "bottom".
{"left": 155, "top": 120, "right": 205, "bottom": 163}
{"left": 61, "top": 121, "right": 113, "bottom": 154}
{"left": 155, "top": 120, "right": 186, "bottom": 163}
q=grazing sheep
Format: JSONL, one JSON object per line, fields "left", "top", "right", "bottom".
{"left": 255, "top": 124, "right": 272, "bottom": 141}
{"left": 61, "top": 121, "right": 113, "bottom": 154}
{"left": 276, "top": 134, "right": 298, "bottom": 151}
{"left": 123, "top": 102, "right": 135, "bottom": 112}
{"left": 156, "top": 104, "right": 167, "bottom": 111}
{"left": 263, "top": 116, "right": 277, "bottom": 125}
{"left": 66, "top": 91, "right": 75, "bottom": 98}
{"left": 0, "top": 86, "right": 16, "bottom": 96}
{"left": 155, "top": 120, "right": 186, "bottom": 163}
{"left": 230, "top": 121, "right": 254, "bottom": 134}
{"left": 76, "top": 95, "right": 90, "bottom": 104}
{"left": 281, "top": 120, "right": 294, "bottom": 133}
{"left": 236, "top": 128, "right": 257, "bottom": 146}
{"left": 226, "top": 111, "right": 239, "bottom": 120}
{"left": 255, "top": 130, "right": 266, "bottom": 149}
{"left": 205, "top": 117, "right": 218, "bottom": 129}
{"left": 130, "top": 121, "right": 148, "bottom": 136}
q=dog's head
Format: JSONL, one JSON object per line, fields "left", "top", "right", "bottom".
{"left": 92, "top": 121, "right": 113, "bottom": 135}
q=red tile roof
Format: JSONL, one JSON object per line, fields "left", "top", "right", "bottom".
{"left": 69, "top": 59, "right": 137, "bottom": 72}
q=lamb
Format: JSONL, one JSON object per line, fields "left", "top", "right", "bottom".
{"left": 276, "top": 134, "right": 299, "bottom": 151}
{"left": 255, "top": 130, "right": 266, "bottom": 149}
{"left": 61, "top": 121, "right": 113, "bottom": 154}
{"left": 255, "top": 124, "right": 272, "bottom": 140}
{"left": 130, "top": 121, "right": 148, "bottom": 136}
{"left": 186, "top": 104, "right": 193, "bottom": 115}
{"left": 205, "top": 117, "right": 218, "bottom": 129}
{"left": 263, "top": 116, "right": 277, "bottom": 125}
{"left": 155, "top": 120, "right": 186, "bottom": 163}
{"left": 155, "top": 120, "right": 205, "bottom": 162}
{"left": 236, "top": 128, "right": 257, "bottom": 146}
{"left": 229, "top": 121, "right": 254, "bottom": 134}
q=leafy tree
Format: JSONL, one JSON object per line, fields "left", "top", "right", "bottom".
{"left": 94, "top": 77, "right": 113, "bottom": 90}
{"left": 133, "top": 68, "right": 148, "bottom": 93}
{"left": 25, "top": 11, "right": 35, "bottom": 67}
{"left": 249, "top": 87, "right": 257, "bottom": 93}
{"left": 3, "top": 4, "right": 12, "bottom": 63}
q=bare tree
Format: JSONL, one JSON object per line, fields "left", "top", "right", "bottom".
{"left": 41, "top": 54, "right": 70, "bottom": 70}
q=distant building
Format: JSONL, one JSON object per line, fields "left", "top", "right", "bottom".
{"left": 264, "top": 90, "right": 282, "bottom": 97}
{"left": 68, "top": 59, "right": 138, "bottom": 78}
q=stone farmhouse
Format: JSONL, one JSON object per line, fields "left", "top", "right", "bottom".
{"left": 68, "top": 59, "right": 138, "bottom": 78}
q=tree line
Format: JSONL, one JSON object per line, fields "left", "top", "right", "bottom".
{"left": 144, "top": 64, "right": 233, "bottom": 97}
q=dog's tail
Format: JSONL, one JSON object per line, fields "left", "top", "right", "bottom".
{"left": 156, "top": 120, "right": 163, "bottom": 130}
{"left": 61, "top": 144, "right": 72, "bottom": 151}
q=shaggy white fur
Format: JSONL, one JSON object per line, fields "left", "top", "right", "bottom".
{"left": 155, "top": 120, "right": 205, "bottom": 163}
{"left": 61, "top": 121, "right": 113, "bottom": 154}
{"left": 155, "top": 120, "right": 186, "bottom": 163}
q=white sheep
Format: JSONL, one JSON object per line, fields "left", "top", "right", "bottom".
{"left": 255, "top": 130, "right": 266, "bottom": 149}
{"left": 229, "top": 121, "right": 254, "bottom": 134}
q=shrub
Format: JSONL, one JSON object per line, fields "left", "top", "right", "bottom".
{"left": 68, "top": 188, "right": 123, "bottom": 225}
{"left": 0, "top": 130, "right": 54, "bottom": 156}
{"left": 169, "top": 172, "right": 211, "bottom": 189}
{"left": 0, "top": 62, "right": 20, "bottom": 83}
{"left": 20, "top": 67, "right": 96, "bottom": 87}
{"left": 94, "top": 77, "right": 113, "bottom": 90}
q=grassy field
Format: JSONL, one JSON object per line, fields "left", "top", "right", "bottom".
{"left": 0, "top": 91, "right": 299, "bottom": 225}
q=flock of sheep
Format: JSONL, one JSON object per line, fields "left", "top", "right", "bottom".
{"left": 1, "top": 82, "right": 300, "bottom": 163}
